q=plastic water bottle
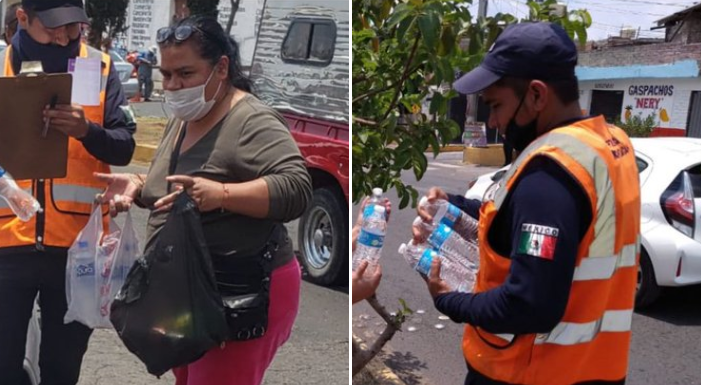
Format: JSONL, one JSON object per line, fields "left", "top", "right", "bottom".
{"left": 413, "top": 217, "right": 480, "bottom": 269}
{"left": 363, "top": 188, "right": 385, "bottom": 219}
{"left": 352, "top": 205, "right": 387, "bottom": 270}
{"left": 419, "top": 196, "right": 478, "bottom": 243}
{"left": 68, "top": 240, "right": 98, "bottom": 322}
{"left": 0, "top": 166, "right": 40, "bottom": 222}
{"left": 398, "top": 242, "right": 475, "bottom": 293}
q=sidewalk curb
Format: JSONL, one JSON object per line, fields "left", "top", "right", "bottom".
{"left": 440, "top": 144, "right": 464, "bottom": 152}
{"left": 133, "top": 143, "right": 157, "bottom": 164}
{"left": 353, "top": 334, "right": 407, "bottom": 385}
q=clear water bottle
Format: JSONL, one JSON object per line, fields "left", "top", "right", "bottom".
{"left": 413, "top": 216, "right": 479, "bottom": 269}
{"left": 69, "top": 240, "right": 98, "bottom": 321}
{"left": 398, "top": 241, "right": 475, "bottom": 293}
{"left": 363, "top": 188, "right": 385, "bottom": 219}
{"left": 419, "top": 196, "right": 478, "bottom": 243}
{"left": 0, "top": 166, "right": 40, "bottom": 222}
{"left": 352, "top": 205, "right": 387, "bottom": 271}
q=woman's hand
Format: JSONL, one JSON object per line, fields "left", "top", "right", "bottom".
{"left": 94, "top": 173, "right": 142, "bottom": 217}
{"left": 352, "top": 261, "right": 382, "bottom": 304}
{"left": 417, "top": 187, "right": 448, "bottom": 222}
{"left": 154, "top": 175, "right": 224, "bottom": 212}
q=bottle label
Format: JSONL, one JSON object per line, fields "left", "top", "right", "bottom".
{"left": 363, "top": 204, "right": 375, "bottom": 219}
{"left": 428, "top": 224, "right": 452, "bottom": 249}
{"left": 359, "top": 229, "right": 384, "bottom": 248}
{"left": 76, "top": 262, "right": 95, "bottom": 277}
{"left": 415, "top": 249, "right": 434, "bottom": 275}
{"left": 440, "top": 204, "right": 461, "bottom": 228}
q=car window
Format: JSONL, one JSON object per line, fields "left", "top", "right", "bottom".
{"left": 635, "top": 157, "right": 648, "bottom": 173}
{"left": 281, "top": 18, "right": 336, "bottom": 66}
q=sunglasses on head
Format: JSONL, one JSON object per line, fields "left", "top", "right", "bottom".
{"left": 156, "top": 25, "right": 202, "bottom": 44}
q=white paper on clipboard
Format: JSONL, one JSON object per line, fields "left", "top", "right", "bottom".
{"left": 69, "top": 57, "right": 101, "bottom": 106}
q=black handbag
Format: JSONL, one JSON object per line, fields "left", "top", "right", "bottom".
{"left": 214, "top": 224, "right": 286, "bottom": 341}
{"left": 110, "top": 193, "right": 229, "bottom": 376}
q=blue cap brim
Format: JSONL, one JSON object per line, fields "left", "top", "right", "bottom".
{"left": 453, "top": 65, "right": 502, "bottom": 94}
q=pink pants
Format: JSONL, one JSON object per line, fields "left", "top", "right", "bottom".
{"left": 172, "top": 258, "right": 301, "bottom": 385}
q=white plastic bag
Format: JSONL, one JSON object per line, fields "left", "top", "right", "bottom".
{"left": 65, "top": 205, "right": 140, "bottom": 329}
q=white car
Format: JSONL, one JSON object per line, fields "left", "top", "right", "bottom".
{"left": 465, "top": 137, "right": 701, "bottom": 308}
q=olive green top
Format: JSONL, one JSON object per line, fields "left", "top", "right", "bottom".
{"left": 140, "top": 94, "right": 312, "bottom": 268}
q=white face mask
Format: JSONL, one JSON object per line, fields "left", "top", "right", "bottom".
{"left": 164, "top": 68, "right": 223, "bottom": 122}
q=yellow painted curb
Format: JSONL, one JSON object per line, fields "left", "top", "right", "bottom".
{"left": 132, "top": 144, "right": 157, "bottom": 164}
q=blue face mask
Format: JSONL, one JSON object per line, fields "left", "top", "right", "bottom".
{"left": 12, "top": 29, "right": 81, "bottom": 74}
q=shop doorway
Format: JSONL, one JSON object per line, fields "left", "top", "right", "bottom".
{"left": 590, "top": 90, "right": 624, "bottom": 123}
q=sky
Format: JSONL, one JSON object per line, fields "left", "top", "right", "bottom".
{"left": 468, "top": 0, "right": 699, "bottom": 41}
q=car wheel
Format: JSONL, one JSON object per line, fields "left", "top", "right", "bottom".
{"left": 297, "top": 187, "right": 348, "bottom": 286}
{"left": 636, "top": 249, "right": 661, "bottom": 309}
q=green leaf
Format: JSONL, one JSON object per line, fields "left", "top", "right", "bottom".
{"left": 418, "top": 11, "right": 440, "bottom": 51}
{"left": 386, "top": 3, "right": 412, "bottom": 28}
{"left": 398, "top": 298, "right": 414, "bottom": 315}
{"left": 397, "top": 16, "right": 417, "bottom": 44}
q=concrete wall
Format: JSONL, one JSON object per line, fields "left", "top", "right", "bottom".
{"left": 579, "top": 42, "right": 701, "bottom": 68}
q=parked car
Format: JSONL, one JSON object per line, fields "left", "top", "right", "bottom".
{"left": 108, "top": 51, "right": 139, "bottom": 99}
{"left": 249, "top": 0, "right": 349, "bottom": 285}
{"left": 464, "top": 137, "right": 701, "bottom": 308}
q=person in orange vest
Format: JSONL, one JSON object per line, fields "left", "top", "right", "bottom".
{"left": 0, "top": 0, "right": 135, "bottom": 384}
{"left": 419, "top": 22, "right": 640, "bottom": 385}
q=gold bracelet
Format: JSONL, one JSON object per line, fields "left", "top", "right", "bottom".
{"left": 220, "top": 183, "right": 229, "bottom": 213}
{"left": 129, "top": 174, "right": 145, "bottom": 192}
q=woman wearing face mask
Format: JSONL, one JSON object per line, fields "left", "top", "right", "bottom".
{"left": 95, "top": 16, "right": 312, "bottom": 385}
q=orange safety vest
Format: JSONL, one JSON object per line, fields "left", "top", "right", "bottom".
{"left": 0, "top": 43, "right": 110, "bottom": 250}
{"left": 464, "top": 116, "right": 640, "bottom": 385}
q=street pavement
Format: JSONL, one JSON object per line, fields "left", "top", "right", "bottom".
{"left": 77, "top": 164, "right": 349, "bottom": 385}
{"left": 131, "top": 99, "right": 169, "bottom": 119}
{"left": 352, "top": 152, "right": 701, "bottom": 385}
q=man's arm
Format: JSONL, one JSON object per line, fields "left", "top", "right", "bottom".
{"left": 79, "top": 62, "right": 136, "bottom": 166}
{"left": 447, "top": 194, "right": 481, "bottom": 219}
{"left": 434, "top": 158, "right": 592, "bottom": 334}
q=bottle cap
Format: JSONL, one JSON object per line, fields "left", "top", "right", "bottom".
{"left": 419, "top": 196, "right": 428, "bottom": 207}
{"left": 398, "top": 243, "right": 407, "bottom": 254}
{"left": 412, "top": 216, "right": 424, "bottom": 227}
{"left": 372, "top": 187, "right": 383, "bottom": 197}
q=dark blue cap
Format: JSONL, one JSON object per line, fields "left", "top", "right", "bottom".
{"left": 454, "top": 22, "right": 578, "bottom": 94}
{"left": 21, "top": 0, "right": 88, "bottom": 28}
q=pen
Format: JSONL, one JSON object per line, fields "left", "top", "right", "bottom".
{"left": 43, "top": 95, "right": 58, "bottom": 138}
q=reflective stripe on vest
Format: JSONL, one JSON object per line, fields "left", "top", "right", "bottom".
{"left": 52, "top": 184, "right": 103, "bottom": 206}
{"left": 573, "top": 240, "right": 639, "bottom": 281}
{"left": 534, "top": 309, "right": 633, "bottom": 346}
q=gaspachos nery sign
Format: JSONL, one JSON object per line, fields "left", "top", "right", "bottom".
{"left": 623, "top": 84, "right": 674, "bottom": 127}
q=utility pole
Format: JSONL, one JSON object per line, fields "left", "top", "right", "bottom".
{"left": 478, "top": 0, "right": 488, "bottom": 19}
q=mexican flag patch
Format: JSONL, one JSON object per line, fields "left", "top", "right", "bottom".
{"left": 517, "top": 223, "right": 559, "bottom": 260}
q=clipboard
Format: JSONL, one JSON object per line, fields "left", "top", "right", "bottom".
{"left": 0, "top": 72, "right": 72, "bottom": 179}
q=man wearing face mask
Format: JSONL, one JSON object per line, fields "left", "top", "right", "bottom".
{"left": 419, "top": 23, "right": 640, "bottom": 385}
{"left": 0, "top": 1, "right": 135, "bottom": 384}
